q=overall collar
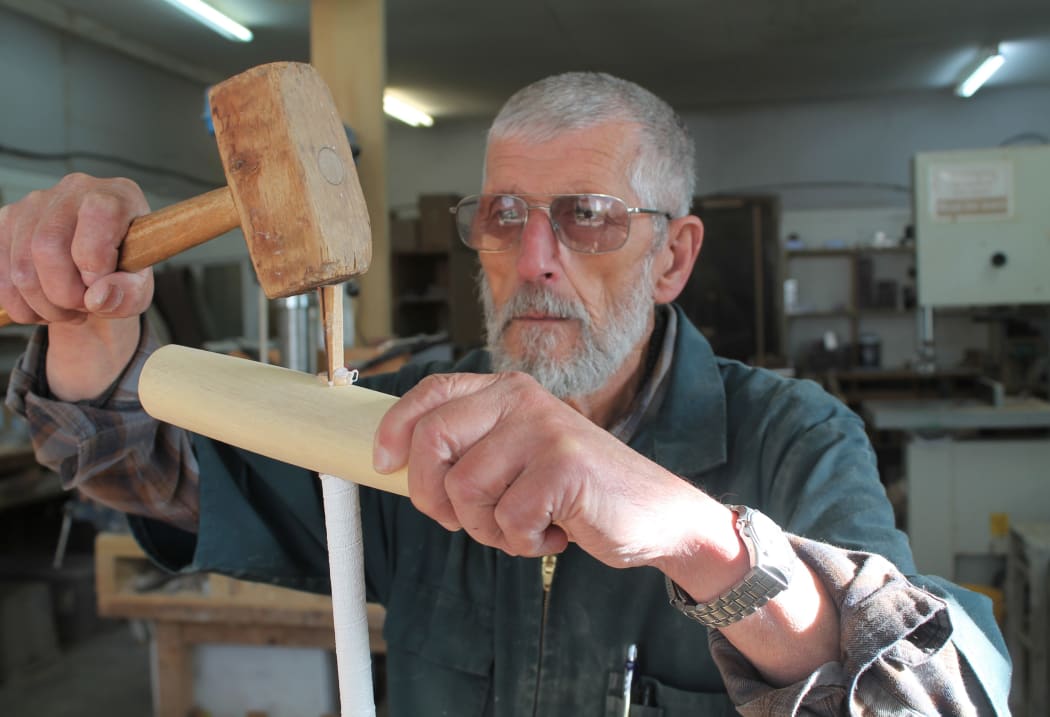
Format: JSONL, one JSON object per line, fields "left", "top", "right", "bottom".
{"left": 628, "top": 304, "right": 728, "bottom": 478}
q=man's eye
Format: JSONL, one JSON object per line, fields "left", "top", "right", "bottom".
{"left": 496, "top": 209, "right": 525, "bottom": 225}
{"left": 573, "top": 206, "right": 605, "bottom": 226}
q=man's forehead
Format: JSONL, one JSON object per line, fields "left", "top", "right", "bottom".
{"left": 483, "top": 126, "right": 641, "bottom": 198}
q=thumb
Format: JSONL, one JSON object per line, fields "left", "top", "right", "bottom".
{"left": 83, "top": 268, "right": 153, "bottom": 317}
{"left": 374, "top": 372, "right": 506, "bottom": 473}
{"left": 536, "top": 524, "right": 569, "bottom": 556}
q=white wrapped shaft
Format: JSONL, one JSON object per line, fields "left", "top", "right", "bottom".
{"left": 138, "top": 344, "right": 408, "bottom": 497}
{"left": 321, "top": 475, "right": 376, "bottom": 717}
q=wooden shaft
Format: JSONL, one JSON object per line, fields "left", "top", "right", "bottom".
{"left": 119, "top": 186, "right": 239, "bottom": 271}
{"left": 139, "top": 344, "right": 409, "bottom": 497}
{"left": 0, "top": 186, "right": 240, "bottom": 327}
{"left": 320, "top": 284, "right": 345, "bottom": 383}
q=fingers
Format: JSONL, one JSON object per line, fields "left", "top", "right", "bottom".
{"left": 83, "top": 267, "right": 155, "bottom": 318}
{"left": 374, "top": 372, "right": 507, "bottom": 473}
{"left": 70, "top": 177, "right": 149, "bottom": 285}
{"left": 397, "top": 374, "right": 515, "bottom": 532}
{"left": 446, "top": 421, "right": 571, "bottom": 556}
{"left": 376, "top": 371, "right": 579, "bottom": 556}
{"left": 0, "top": 192, "right": 52, "bottom": 324}
{"left": 0, "top": 174, "right": 151, "bottom": 325}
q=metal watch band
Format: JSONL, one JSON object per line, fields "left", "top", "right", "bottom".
{"left": 665, "top": 505, "right": 793, "bottom": 628}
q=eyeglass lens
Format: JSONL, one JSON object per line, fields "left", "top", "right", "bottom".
{"left": 456, "top": 195, "right": 631, "bottom": 254}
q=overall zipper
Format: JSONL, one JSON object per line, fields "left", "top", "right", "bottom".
{"left": 532, "top": 554, "right": 558, "bottom": 716}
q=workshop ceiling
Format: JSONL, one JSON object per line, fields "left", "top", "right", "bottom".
{"left": 12, "top": 0, "right": 1050, "bottom": 120}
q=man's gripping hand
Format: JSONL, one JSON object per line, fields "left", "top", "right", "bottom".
{"left": 0, "top": 173, "right": 153, "bottom": 326}
{"left": 372, "top": 371, "right": 732, "bottom": 571}
{"left": 0, "top": 174, "right": 154, "bottom": 400}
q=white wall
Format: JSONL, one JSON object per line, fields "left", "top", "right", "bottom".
{"left": 386, "top": 85, "right": 1050, "bottom": 214}
{"left": 387, "top": 120, "right": 489, "bottom": 211}
{"left": 688, "top": 86, "right": 1050, "bottom": 210}
{"left": 0, "top": 7, "right": 222, "bottom": 202}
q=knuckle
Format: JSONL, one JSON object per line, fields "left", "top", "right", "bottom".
{"left": 417, "top": 372, "right": 460, "bottom": 402}
{"left": 414, "top": 411, "right": 462, "bottom": 464}
{"left": 493, "top": 499, "right": 532, "bottom": 539}
{"left": 29, "top": 230, "right": 70, "bottom": 263}
{"left": 80, "top": 188, "right": 127, "bottom": 223}
{"left": 444, "top": 471, "right": 488, "bottom": 507}
{"left": 4, "top": 304, "right": 37, "bottom": 325}
{"left": 58, "top": 172, "right": 91, "bottom": 190}
{"left": 501, "top": 370, "right": 536, "bottom": 391}
{"left": 21, "top": 189, "right": 47, "bottom": 207}
{"left": 409, "top": 489, "right": 452, "bottom": 526}
{"left": 503, "top": 371, "right": 548, "bottom": 403}
{"left": 8, "top": 256, "right": 36, "bottom": 289}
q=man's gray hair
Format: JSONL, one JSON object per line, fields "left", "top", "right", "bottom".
{"left": 487, "top": 72, "right": 696, "bottom": 219}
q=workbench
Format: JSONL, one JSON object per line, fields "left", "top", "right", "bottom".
{"left": 861, "top": 397, "right": 1050, "bottom": 582}
{"left": 1007, "top": 522, "right": 1050, "bottom": 717}
{"left": 95, "top": 532, "right": 385, "bottom": 717}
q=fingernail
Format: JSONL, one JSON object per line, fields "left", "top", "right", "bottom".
{"left": 103, "top": 286, "right": 124, "bottom": 311}
{"left": 373, "top": 445, "right": 391, "bottom": 473}
{"left": 85, "top": 284, "right": 111, "bottom": 311}
{"left": 87, "top": 284, "right": 123, "bottom": 312}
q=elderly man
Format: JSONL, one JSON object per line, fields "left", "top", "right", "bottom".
{"left": 1, "top": 72, "right": 1009, "bottom": 715}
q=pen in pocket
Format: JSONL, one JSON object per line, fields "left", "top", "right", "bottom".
{"left": 622, "top": 643, "right": 637, "bottom": 717}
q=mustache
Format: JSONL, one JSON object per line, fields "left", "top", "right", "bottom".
{"left": 495, "top": 284, "right": 589, "bottom": 330}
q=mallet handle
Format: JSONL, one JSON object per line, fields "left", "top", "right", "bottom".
{"left": 0, "top": 185, "right": 239, "bottom": 327}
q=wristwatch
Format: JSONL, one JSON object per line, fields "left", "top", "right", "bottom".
{"left": 665, "top": 505, "right": 795, "bottom": 628}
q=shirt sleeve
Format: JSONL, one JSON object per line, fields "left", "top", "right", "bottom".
{"left": 4, "top": 320, "right": 200, "bottom": 533}
{"left": 702, "top": 372, "right": 1011, "bottom": 715}
{"left": 708, "top": 535, "right": 1009, "bottom": 716}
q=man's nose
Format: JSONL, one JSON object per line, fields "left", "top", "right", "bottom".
{"left": 515, "top": 208, "right": 561, "bottom": 282}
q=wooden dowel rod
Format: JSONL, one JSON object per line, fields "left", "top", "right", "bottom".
{"left": 139, "top": 344, "right": 408, "bottom": 497}
{"left": 320, "top": 284, "right": 345, "bottom": 383}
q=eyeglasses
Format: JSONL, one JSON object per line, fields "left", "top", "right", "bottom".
{"left": 450, "top": 194, "right": 672, "bottom": 254}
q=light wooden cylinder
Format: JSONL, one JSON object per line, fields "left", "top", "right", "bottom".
{"left": 139, "top": 344, "right": 409, "bottom": 497}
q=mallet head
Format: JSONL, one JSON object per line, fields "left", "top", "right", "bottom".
{"left": 209, "top": 62, "right": 372, "bottom": 298}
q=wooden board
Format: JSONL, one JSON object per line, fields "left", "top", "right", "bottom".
{"left": 94, "top": 533, "right": 387, "bottom": 652}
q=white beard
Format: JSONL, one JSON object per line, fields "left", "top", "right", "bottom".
{"left": 479, "top": 259, "right": 654, "bottom": 399}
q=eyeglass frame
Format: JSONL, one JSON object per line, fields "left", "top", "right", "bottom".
{"left": 449, "top": 193, "right": 674, "bottom": 255}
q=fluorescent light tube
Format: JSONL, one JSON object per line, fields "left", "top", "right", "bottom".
{"left": 384, "top": 92, "right": 434, "bottom": 127}
{"left": 955, "top": 47, "right": 1004, "bottom": 98}
{"left": 160, "top": 0, "right": 253, "bottom": 43}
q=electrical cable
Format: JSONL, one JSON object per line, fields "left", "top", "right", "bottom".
{"left": 708, "top": 179, "right": 911, "bottom": 196}
{"left": 0, "top": 142, "right": 221, "bottom": 190}
{"left": 999, "top": 132, "right": 1050, "bottom": 146}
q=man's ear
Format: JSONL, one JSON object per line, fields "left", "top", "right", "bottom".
{"left": 652, "top": 215, "right": 703, "bottom": 304}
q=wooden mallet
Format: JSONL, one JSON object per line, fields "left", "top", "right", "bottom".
{"left": 0, "top": 61, "right": 371, "bottom": 327}
{"left": 122, "top": 61, "right": 382, "bottom": 716}
{"left": 43, "top": 61, "right": 376, "bottom": 715}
